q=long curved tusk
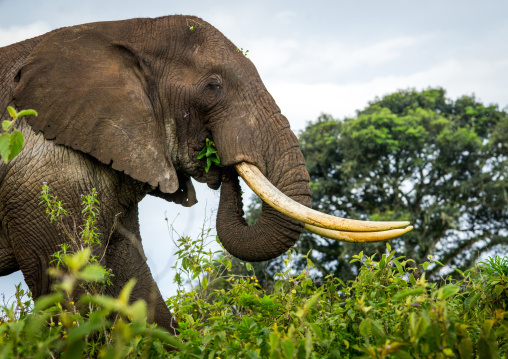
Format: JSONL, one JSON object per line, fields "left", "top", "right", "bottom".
{"left": 235, "top": 162, "right": 411, "bottom": 232}
{"left": 305, "top": 224, "right": 414, "bottom": 243}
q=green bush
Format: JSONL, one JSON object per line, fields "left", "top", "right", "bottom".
{"left": 0, "top": 186, "right": 182, "bottom": 358}
{"left": 166, "top": 238, "right": 508, "bottom": 359}
{"left": 1, "top": 187, "right": 507, "bottom": 358}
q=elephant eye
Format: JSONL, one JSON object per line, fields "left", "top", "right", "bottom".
{"left": 207, "top": 83, "right": 221, "bottom": 92}
{"left": 200, "top": 77, "right": 223, "bottom": 108}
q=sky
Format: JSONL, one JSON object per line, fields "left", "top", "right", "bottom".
{"left": 1, "top": 0, "right": 507, "bottom": 301}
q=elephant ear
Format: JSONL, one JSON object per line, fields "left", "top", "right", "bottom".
{"left": 13, "top": 26, "right": 179, "bottom": 194}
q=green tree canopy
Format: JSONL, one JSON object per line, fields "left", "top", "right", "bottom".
{"left": 247, "top": 88, "right": 508, "bottom": 281}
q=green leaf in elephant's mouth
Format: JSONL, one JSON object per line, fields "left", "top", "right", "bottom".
{"left": 197, "top": 138, "right": 223, "bottom": 173}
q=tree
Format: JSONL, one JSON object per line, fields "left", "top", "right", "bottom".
{"left": 247, "top": 88, "right": 508, "bottom": 281}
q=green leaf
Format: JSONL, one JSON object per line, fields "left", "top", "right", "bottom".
{"left": 0, "top": 133, "right": 12, "bottom": 163}
{"left": 149, "top": 327, "right": 185, "bottom": 349}
{"left": 305, "top": 291, "right": 322, "bottom": 311}
{"left": 409, "top": 312, "right": 417, "bottom": 336}
{"left": 7, "top": 130, "right": 24, "bottom": 162}
{"left": 443, "top": 348, "right": 454, "bottom": 357}
{"left": 197, "top": 149, "right": 206, "bottom": 159}
{"left": 7, "top": 106, "right": 16, "bottom": 119}
{"left": 118, "top": 278, "right": 137, "bottom": 305}
{"left": 269, "top": 332, "right": 279, "bottom": 352}
{"left": 223, "top": 258, "right": 232, "bottom": 271}
{"left": 436, "top": 284, "right": 459, "bottom": 300}
{"left": 393, "top": 259, "right": 404, "bottom": 274}
{"left": 494, "top": 284, "right": 505, "bottom": 296}
{"left": 454, "top": 268, "right": 465, "bottom": 277}
{"left": 309, "top": 323, "right": 323, "bottom": 339}
{"left": 64, "top": 321, "right": 105, "bottom": 359}
{"left": 458, "top": 337, "right": 473, "bottom": 359}
{"left": 206, "top": 147, "right": 217, "bottom": 156}
{"left": 33, "top": 293, "right": 64, "bottom": 312}
{"left": 392, "top": 288, "right": 424, "bottom": 300}
{"left": 409, "top": 273, "right": 417, "bottom": 286}
{"left": 281, "top": 339, "right": 295, "bottom": 359}
{"left": 477, "top": 335, "right": 500, "bottom": 359}
{"left": 483, "top": 320, "right": 494, "bottom": 337}
{"left": 16, "top": 109, "right": 38, "bottom": 118}
{"left": 274, "top": 280, "right": 285, "bottom": 293}
{"left": 370, "top": 319, "right": 385, "bottom": 339}
{"left": 78, "top": 264, "right": 106, "bottom": 282}
{"left": 202, "top": 275, "right": 208, "bottom": 290}
{"left": 63, "top": 247, "right": 91, "bottom": 272}
{"left": 464, "top": 292, "right": 481, "bottom": 312}
{"left": 0, "top": 343, "right": 13, "bottom": 357}
{"left": 359, "top": 318, "right": 371, "bottom": 336}
{"left": 2, "top": 120, "right": 12, "bottom": 131}
{"left": 415, "top": 316, "right": 427, "bottom": 339}
{"left": 126, "top": 299, "right": 147, "bottom": 322}
{"left": 305, "top": 329, "right": 313, "bottom": 359}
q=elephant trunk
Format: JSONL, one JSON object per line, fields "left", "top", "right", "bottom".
{"left": 214, "top": 111, "right": 413, "bottom": 262}
{"left": 216, "top": 125, "right": 312, "bottom": 262}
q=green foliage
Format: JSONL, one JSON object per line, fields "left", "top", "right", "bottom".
{"left": 2, "top": 220, "right": 508, "bottom": 357}
{"left": 42, "top": 185, "right": 112, "bottom": 295}
{"left": 197, "top": 138, "right": 222, "bottom": 173}
{"left": 0, "top": 106, "right": 37, "bottom": 163}
{"left": 80, "top": 188, "right": 102, "bottom": 246}
{"left": 169, "top": 237, "right": 508, "bottom": 358}
{"left": 186, "top": 18, "right": 204, "bottom": 32}
{"left": 287, "top": 88, "right": 508, "bottom": 281}
{"left": 0, "top": 268, "right": 182, "bottom": 357}
{"left": 1, "top": 187, "right": 181, "bottom": 357}
{"left": 40, "top": 182, "right": 68, "bottom": 223}
{"left": 237, "top": 47, "right": 250, "bottom": 57}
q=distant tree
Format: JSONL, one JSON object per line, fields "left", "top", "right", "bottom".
{"left": 246, "top": 88, "right": 508, "bottom": 281}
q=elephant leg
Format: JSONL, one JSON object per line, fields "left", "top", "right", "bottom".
{"left": 1, "top": 179, "right": 67, "bottom": 297}
{"left": 105, "top": 205, "right": 178, "bottom": 335}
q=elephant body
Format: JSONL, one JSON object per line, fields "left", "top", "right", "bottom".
{"left": 0, "top": 119, "right": 176, "bottom": 329}
{"left": 0, "top": 16, "right": 312, "bottom": 333}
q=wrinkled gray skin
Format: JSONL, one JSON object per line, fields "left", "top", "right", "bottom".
{"left": 0, "top": 16, "right": 311, "bottom": 333}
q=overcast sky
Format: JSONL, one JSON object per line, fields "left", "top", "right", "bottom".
{"left": 1, "top": 0, "right": 507, "bottom": 300}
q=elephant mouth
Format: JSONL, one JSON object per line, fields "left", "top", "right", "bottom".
{"left": 232, "top": 162, "right": 413, "bottom": 243}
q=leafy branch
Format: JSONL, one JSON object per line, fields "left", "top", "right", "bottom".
{"left": 0, "top": 106, "right": 37, "bottom": 164}
{"left": 186, "top": 18, "right": 204, "bottom": 31}
{"left": 197, "top": 138, "right": 222, "bottom": 173}
{"left": 237, "top": 47, "right": 249, "bottom": 57}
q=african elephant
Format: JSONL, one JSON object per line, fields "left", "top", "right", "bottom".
{"left": 0, "top": 15, "right": 412, "bottom": 333}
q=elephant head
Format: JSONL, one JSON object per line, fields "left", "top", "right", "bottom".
{"left": 12, "top": 16, "right": 411, "bottom": 262}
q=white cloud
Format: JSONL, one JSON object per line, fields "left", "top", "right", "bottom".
{"left": 0, "top": 22, "right": 51, "bottom": 47}
{"left": 250, "top": 35, "right": 422, "bottom": 83}
{"left": 272, "top": 11, "right": 296, "bottom": 25}
{"left": 268, "top": 57, "right": 508, "bottom": 132}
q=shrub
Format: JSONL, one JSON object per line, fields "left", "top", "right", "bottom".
{"left": 1, "top": 187, "right": 507, "bottom": 358}
{"left": 167, "top": 236, "right": 508, "bottom": 359}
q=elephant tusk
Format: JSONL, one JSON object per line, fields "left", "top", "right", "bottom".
{"left": 235, "top": 162, "right": 412, "bottom": 232}
{"left": 305, "top": 224, "right": 414, "bottom": 243}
